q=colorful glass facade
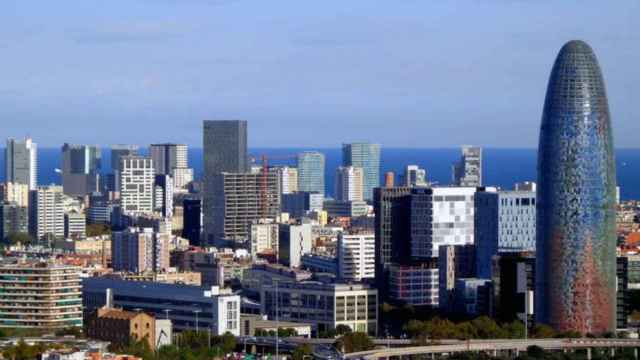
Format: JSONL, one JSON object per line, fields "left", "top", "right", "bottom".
{"left": 535, "top": 40, "right": 617, "bottom": 334}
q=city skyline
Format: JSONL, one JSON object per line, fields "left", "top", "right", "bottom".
{"left": 0, "top": 1, "right": 638, "bottom": 148}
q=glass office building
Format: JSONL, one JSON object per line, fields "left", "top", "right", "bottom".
{"left": 342, "top": 143, "right": 380, "bottom": 201}
{"left": 297, "top": 151, "right": 325, "bottom": 196}
{"left": 535, "top": 40, "right": 617, "bottom": 334}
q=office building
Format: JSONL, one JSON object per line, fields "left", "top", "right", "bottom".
{"left": 0, "top": 202, "right": 28, "bottom": 240}
{"left": 111, "top": 227, "right": 170, "bottom": 273}
{"left": 153, "top": 174, "right": 173, "bottom": 218}
{"left": 250, "top": 221, "right": 279, "bottom": 259}
{"left": 323, "top": 200, "right": 368, "bottom": 218}
{"left": 297, "top": 152, "right": 325, "bottom": 196}
{"left": 276, "top": 166, "right": 298, "bottom": 194}
{"left": 384, "top": 172, "right": 395, "bottom": 188}
{"left": 110, "top": 145, "right": 139, "bottom": 192}
{"left": 475, "top": 188, "right": 536, "bottom": 278}
{"left": 278, "top": 223, "right": 312, "bottom": 268}
{"left": 452, "top": 145, "right": 482, "bottom": 187}
{"left": 335, "top": 166, "right": 364, "bottom": 202}
{"left": 0, "top": 182, "right": 29, "bottom": 207}
{"left": 261, "top": 281, "right": 378, "bottom": 335}
{"left": 119, "top": 156, "right": 155, "bottom": 215}
{"left": 203, "top": 120, "right": 248, "bottom": 175}
{"left": 205, "top": 172, "right": 280, "bottom": 244}
{"left": 337, "top": 232, "right": 375, "bottom": 281}
{"left": 282, "top": 192, "right": 323, "bottom": 218}
{"left": 403, "top": 165, "right": 427, "bottom": 187}
{"left": 617, "top": 256, "right": 629, "bottom": 330}
{"left": 82, "top": 277, "right": 241, "bottom": 335}
{"left": 149, "top": 143, "right": 187, "bottom": 175}
{"left": 182, "top": 198, "right": 201, "bottom": 246}
{"left": 64, "top": 210, "right": 86, "bottom": 240}
{"left": 301, "top": 254, "right": 338, "bottom": 274}
{"left": 388, "top": 261, "right": 439, "bottom": 306}
{"left": 0, "top": 262, "right": 82, "bottom": 328}
{"left": 536, "top": 40, "right": 617, "bottom": 334}
{"left": 5, "top": 137, "right": 37, "bottom": 190}
{"left": 172, "top": 167, "right": 194, "bottom": 191}
{"left": 29, "top": 185, "right": 65, "bottom": 242}
{"left": 438, "top": 244, "right": 476, "bottom": 312}
{"left": 492, "top": 253, "right": 535, "bottom": 331}
{"left": 61, "top": 143, "right": 101, "bottom": 197}
{"left": 342, "top": 143, "right": 380, "bottom": 201}
{"left": 453, "top": 278, "right": 492, "bottom": 317}
{"left": 86, "top": 307, "right": 166, "bottom": 350}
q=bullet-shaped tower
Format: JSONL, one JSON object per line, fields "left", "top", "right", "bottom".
{"left": 535, "top": 40, "right": 617, "bottom": 334}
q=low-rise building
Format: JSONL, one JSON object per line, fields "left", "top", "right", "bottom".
{"left": 240, "top": 314, "right": 312, "bottom": 338}
{"left": 388, "top": 261, "right": 439, "bottom": 307}
{"left": 85, "top": 307, "right": 168, "bottom": 350}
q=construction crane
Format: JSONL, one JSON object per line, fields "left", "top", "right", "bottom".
{"left": 253, "top": 154, "right": 297, "bottom": 219}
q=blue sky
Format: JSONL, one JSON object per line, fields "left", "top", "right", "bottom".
{"left": 0, "top": 1, "right": 637, "bottom": 148}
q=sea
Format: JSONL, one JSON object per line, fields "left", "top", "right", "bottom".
{"left": 2, "top": 148, "right": 639, "bottom": 201}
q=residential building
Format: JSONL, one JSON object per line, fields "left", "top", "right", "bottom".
{"left": 0, "top": 202, "right": 28, "bottom": 240}
{"left": 452, "top": 145, "right": 482, "bottom": 187}
{"left": 276, "top": 166, "right": 298, "bottom": 194}
{"left": 172, "top": 167, "right": 194, "bottom": 191}
{"left": 335, "top": 166, "right": 364, "bottom": 202}
{"left": 297, "top": 152, "right": 325, "bottom": 196}
{"left": 323, "top": 200, "right": 368, "bottom": 218}
{"left": 64, "top": 210, "right": 86, "bottom": 240}
{"left": 278, "top": 223, "right": 312, "bottom": 268}
{"left": 82, "top": 277, "right": 241, "bottom": 335}
{"left": 337, "top": 232, "right": 375, "bottom": 281}
{"left": 153, "top": 174, "right": 173, "bottom": 218}
{"left": 475, "top": 188, "right": 536, "bottom": 278}
{"left": 205, "top": 172, "right": 280, "bottom": 244}
{"left": 119, "top": 156, "right": 155, "bottom": 216}
{"left": 250, "top": 221, "right": 279, "bottom": 259}
{"left": 5, "top": 137, "right": 37, "bottom": 190}
{"left": 403, "top": 165, "right": 427, "bottom": 187}
{"left": 0, "top": 262, "right": 82, "bottom": 328}
{"left": 261, "top": 281, "right": 378, "bottom": 335}
{"left": 111, "top": 227, "right": 170, "bottom": 273}
{"left": 0, "top": 182, "right": 29, "bottom": 207}
{"left": 149, "top": 143, "right": 187, "bottom": 175}
{"left": 536, "top": 40, "right": 617, "bottom": 333}
{"left": 282, "top": 192, "right": 323, "bottom": 218}
{"left": 61, "top": 143, "right": 101, "bottom": 197}
{"left": 29, "top": 185, "right": 65, "bottom": 242}
{"left": 110, "top": 145, "right": 139, "bottom": 192}
{"left": 342, "top": 143, "right": 380, "bottom": 201}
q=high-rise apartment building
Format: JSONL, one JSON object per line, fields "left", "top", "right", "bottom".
{"left": 172, "top": 167, "right": 194, "bottom": 191}
{"left": 335, "top": 166, "right": 364, "bottom": 202}
{"left": 111, "top": 227, "right": 170, "bottom": 273}
{"left": 5, "top": 137, "right": 37, "bottom": 190}
{"left": 342, "top": 143, "right": 380, "bottom": 201}
{"left": 109, "top": 145, "right": 139, "bottom": 192}
{"left": 452, "top": 146, "right": 482, "bottom": 187}
{"left": 149, "top": 143, "right": 188, "bottom": 175}
{"left": 250, "top": 221, "right": 279, "bottom": 259}
{"left": 0, "top": 182, "right": 29, "bottom": 207}
{"left": 403, "top": 165, "right": 428, "bottom": 187}
{"left": 153, "top": 174, "right": 173, "bottom": 218}
{"left": 29, "top": 185, "right": 65, "bottom": 242}
{"left": 337, "top": 232, "right": 375, "bottom": 281}
{"left": 278, "top": 223, "right": 312, "bottom": 268}
{"left": 475, "top": 188, "right": 536, "bottom": 278}
{"left": 205, "top": 172, "right": 280, "bottom": 244}
{"left": 61, "top": 143, "right": 101, "bottom": 197}
{"left": 0, "top": 202, "right": 28, "bottom": 240}
{"left": 275, "top": 166, "right": 298, "bottom": 194}
{"left": 0, "top": 262, "right": 82, "bottom": 329}
{"left": 536, "top": 40, "right": 617, "bottom": 334}
{"left": 297, "top": 152, "right": 325, "bottom": 196}
{"left": 64, "top": 210, "right": 86, "bottom": 240}
{"left": 119, "top": 156, "right": 155, "bottom": 215}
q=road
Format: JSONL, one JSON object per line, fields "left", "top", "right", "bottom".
{"left": 344, "top": 338, "right": 640, "bottom": 359}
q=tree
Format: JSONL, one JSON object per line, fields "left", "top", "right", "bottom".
{"left": 4, "top": 232, "right": 32, "bottom": 246}
{"left": 336, "top": 332, "right": 374, "bottom": 353}
{"left": 335, "top": 324, "right": 352, "bottom": 335}
{"left": 532, "top": 324, "right": 556, "bottom": 339}
{"left": 470, "top": 316, "right": 504, "bottom": 339}
{"left": 278, "top": 328, "right": 298, "bottom": 337}
{"left": 501, "top": 320, "right": 525, "bottom": 339}
{"left": 455, "top": 321, "right": 477, "bottom": 340}
{"left": 86, "top": 224, "right": 111, "bottom": 237}
{"left": 218, "top": 332, "right": 237, "bottom": 354}
{"left": 292, "top": 344, "right": 313, "bottom": 360}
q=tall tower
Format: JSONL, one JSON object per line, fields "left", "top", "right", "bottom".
{"left": 296, "top": 151, "right": 325, "bottom": 196}
{"left": 342, "top": 143, "right": 380, "bottom": 201}
{"left": 5, "top": 137, "right": 38, "bottom": 190}
{"left": 536, "top": 40, "right": 617, "bottom": 334}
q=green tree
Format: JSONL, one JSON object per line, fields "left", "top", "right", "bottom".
{"left": 292, "top": 344, "right": 313, "bottom": 360}
{"left": 471, "top": 316, "right": 504, "bottom": 339}
{"left": 336, "top": 332, "right": 374, "bottom": 353}
{"left": 86, "top": 224, "right": 111, "bottom": 237}
{"left": 217, "top": 332, "right": 237, "bottom": 354}
{"left": 455, "top": 321, "right": 477, "bottom": 340}
{"left": 335, "top": 324, "right": 353, "bottom": 335}
{"left": 501, "top": 320, "right": 525, "bottom": 339}
{"left": 532, "top": 324, "right": 556, "bottom": 339}
{"left": 278, "top": 328, "right": 298, "bottom": 337}
{"left": 4, "top": 232, "right": 33, "bottom": 245}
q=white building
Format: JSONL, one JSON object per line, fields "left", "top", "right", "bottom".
{"left": 172, "top": 167, "right": 194, "bottom": 190}
{"left": 250, "top": 221, "right": 279, "bottom": 259}
{"left": 29, "top": 185, "right": 65, "bottom": 242}
{"left": 276, "top": 166, "right": 298, "bottom": 195}
{"left": 119, "top": 156, "right": 155, "bottom": 215}
{"left": 83, "top": 278, "right": 241, "bottom": 335}
{"left": 5, "top": 137, "right": 38, "bottom": 190}
{"left": 452, "top": 145, "right": 482, "bottom": 187}
{"left": 412, "top": 186, "right": 477, "bottom": 258}
{"left": 153, "top": 174, "right": 174, "bottom": 218}
{"left": 278, "top": 223, "right": 312, "bottom": 268}
{"left": 64, "top": 211, "right": 86, "bottom": 240}
{"left": 335, "top": 166, "right": 364, "bottom": 202}
{"left": 403, "top": 165, "right": 428, "bottom": 187}
{"left": 337, "top": 232, "right": 375, "bottom": 281}
{"left": 111, "top": 227, "right": 170, "bottom": 273}
{"left": 0, "top": 182, "right": 29, "bottom": 207}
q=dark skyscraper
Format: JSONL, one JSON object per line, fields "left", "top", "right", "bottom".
{"left": 182, "top": 198, "right": 201, "bottom": 246}
{"left": 61, "top": 143, "right": 101, "bottom": 197}
{"left": 536, "top": 40, "right": 617, "bottom": 334}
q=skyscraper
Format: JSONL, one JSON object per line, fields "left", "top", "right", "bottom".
{"left": 536, "top": 40, "right": 617, "bottom": 334}
{"left": 403, "top": 165, "right": 427, "bottom": 187}
{"left": 297, "top": 151, "right": 325, "bottom": 196}
{"left": 5, "top": 137, "right": 37, "bottom": 190}
{"left": 149, "top": 143, "right": 188, "bottom": 175}
{"left": 203, "top": 120, "right": 248, "bottom": 175}
{"left": 342, "top": 143, "right": 380, "bottom": 201}
{"left": 61, "top": 143, "right": 101, "bottom": 197}
{"left": 119, "top": 156, "right": 155, "bottom": 216}
{"left": 452, "top": 146, "right": 482, "bottom": 187}
{"left": 182, "top": 198, "right": 201, "bottom": 246}
{"left": 335, "top": 166, "right": 364, "bottom": 201}
{"left": 29, "top": 185, "right": 65, "bottom": 243}
{"left": 110, "top": 145, "right": 139, "bottom": 192}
